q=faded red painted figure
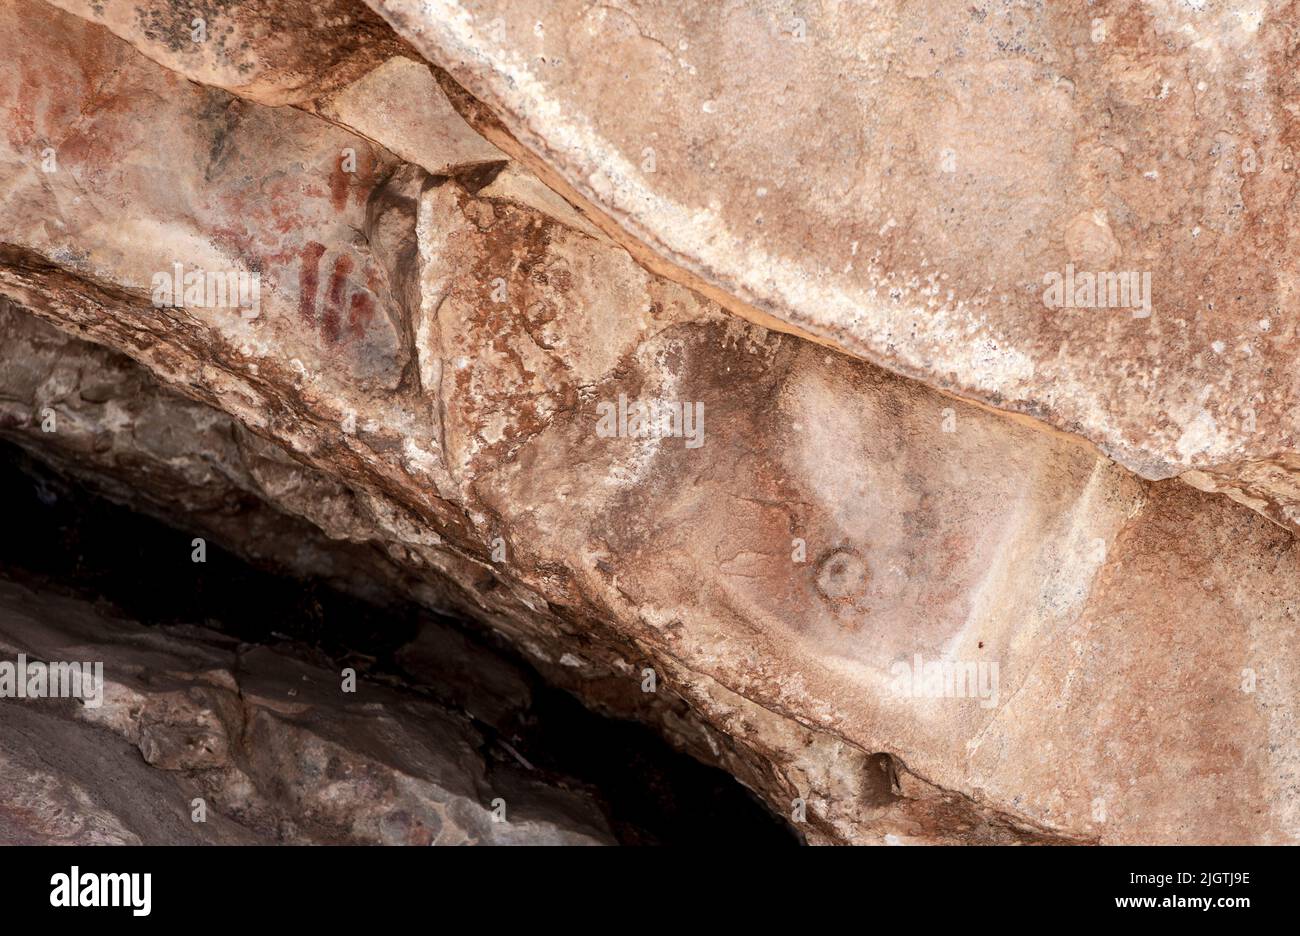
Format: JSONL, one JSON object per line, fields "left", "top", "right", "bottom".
{"left": 297, "top": 243, "right": 379, "bottom": 345}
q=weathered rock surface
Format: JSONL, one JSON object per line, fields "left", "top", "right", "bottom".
{"left": 43, "top": 0, "right": 610, "bottom": 237}
{"left": 0, "top": 580, "right": 613, "bottom": 845}
{"left": 0, "top": 297, "right": 414, "bottom": 609}
{"left": 44, "top": 0, "right": 410, "bottom": 106}
{"left": 1, "top": 0, "right": 1298, "bottom": 846}
{"left": 366, "top": 0, "right": 1300, "bottom": 534}
{"left": 0, "top": 294, "right": 748, "bottom": 801}
{"left": 303, "top": 54, "right": 508, "bottom": 176}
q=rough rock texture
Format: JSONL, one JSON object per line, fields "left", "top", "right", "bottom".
{"left": 0, "top": 297, "right": 428, "bottom": 610}
{"left": 2, "top": 0, "right": 1299, "bottom": 845}
{"left": 366, "top": 0, "right": 1300, "bottom": 534}
{"left": 0, "top": 294, "right": 744, "bottom": 793}
{"left": 304, "top": 54, "right": 508, "bottom": 176}
{"left": 45, "top": 0, "right": 411, "bottom": 106}
{"left": 0, "top": 580, "right": 613, "bottom": 845}
{"left": 42, "top": 0, "right": 608, "bottom": 238}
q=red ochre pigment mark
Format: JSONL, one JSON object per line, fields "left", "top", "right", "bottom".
{"left": 326, "top": 148, "right": 380, "bottom": 212}
{"left": 11, "top": 65, "right": 51, "bottom": 148}
{"left": 298, "top": 242, "right": 326, "bottom": 325}
{"left": 348, "top": 291, "right": 375, "bottom": 341}
{"left": 352, "top": 151, "right": 377, "bottom": 208}
{"left": 329, "top": 159, "right": 351, "bottom": 212}
{"left": 322, "top": 253, "right": 353, "bottom": 344}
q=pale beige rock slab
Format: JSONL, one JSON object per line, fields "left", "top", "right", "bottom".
{"left": 305, "top": 55, "right": 509, "bottom": 175}
{"left": 365, "top": 0, "right": 1300, "bottom": 535}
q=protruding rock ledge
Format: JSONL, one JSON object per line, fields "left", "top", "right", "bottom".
{"left": 364, "top": 0, "right": 1300, "bottom": 534}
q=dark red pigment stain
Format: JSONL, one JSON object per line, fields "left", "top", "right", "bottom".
{"left": 297, "top": 244, "right": 377, "bottom": 345}
{"left": 348, "top": 291, "right": 375, "bottom": 341}
{"left": 298, "top": 242, "right": 326, "bottom": 325}
{"left": 328, "top": 147, "right": 377, "bottom": 212}
{"left": 322, "top": 254, "right": 354, "bottom": 343}
{"left": 329, "top": 160, "right": 351, "bottom": 212}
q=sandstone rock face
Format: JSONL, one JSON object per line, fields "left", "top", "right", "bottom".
{"left": 304, "top": 55, "right": 508, "bottom": 175}
{"left": 0, "top": 294, "right": 749, "bottom": 804}
{"left": 0, "top": 580, "right": 613, "bottom": 845}
{"left": 0, "top": 296, "right": 470, "bottom": 614}
{"left": 45, "top": 0, "right": 409, "bottom": 106}
{"left": 367, "top": 0, "right": 1300, "bottom": 532}
{"left": 1, "top": 0, "right": 1298, "bottom": 845}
